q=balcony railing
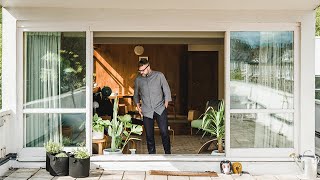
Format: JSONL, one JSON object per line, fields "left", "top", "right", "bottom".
{"left": 0, "top": 110, "right": 13, "bottom": 166}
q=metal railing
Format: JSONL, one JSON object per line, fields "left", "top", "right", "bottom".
{"left": 0, "top": 110, "right": 12, "bottom": 160}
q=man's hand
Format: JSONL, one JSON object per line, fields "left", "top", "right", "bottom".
{"left": 136, "top": 104, "right": 143, "bottom": 117}
{"left": 165, "top": 101, "right": 169, "bottom": 108}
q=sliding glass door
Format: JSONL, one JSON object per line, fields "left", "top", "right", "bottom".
{"left": 229, "top": 31, "right": 296, "bottom": 156}
{"left": 23, "top": 32, "right": 87, "bottom": 148}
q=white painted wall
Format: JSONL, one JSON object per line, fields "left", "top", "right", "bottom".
{"left": 299, "top": 11, "right": 315, "bottom": 154}
{"left": 0, "top": 0, "right": 319, "bottom": 10}
{"left": 2, "top": 7, "right": 316, "bottom": 157}
{"left": 2, "top": 8, "right": 17, "bottom": 154}
{"left": 6, "top": 9, "right": 315, "bottom": 28}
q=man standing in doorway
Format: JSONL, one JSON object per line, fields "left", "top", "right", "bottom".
{"left": 133, "top": 58, "right": 172, "bottom": 154}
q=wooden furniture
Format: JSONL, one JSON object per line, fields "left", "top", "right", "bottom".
{"left": 108, "top": 93, "right": 133, "bottom": 99}
{"left": 188, "top": 100, "right": 222, "bottom": 135}
{"left": 187, "top": 110, "right": 202, "bottom": 135}
{"left": 168, "top": 94, "right": 177, "bottom": 119}
{"left": 154, "top": 126, "right": 175, "bottom": 144}
{"left": 108, "top": 94, "right": 134, "bottom": 115}
{"left": 169, "top": 128, "right": 175, "bottom": 144}
{"left": 62, "top": 126, "right": 73, "bottom": 139}
{"left": 122, "top": 138, "right": 138, "bottom": 154}
{"left": 92, "top": 135, "right": 108, "bottom": 155}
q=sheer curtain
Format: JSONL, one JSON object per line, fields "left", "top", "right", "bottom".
{"left": 255, "top": 32, "right": 294, "bottom": 148}
{"left": 25, "top": 32, "right": 61, "bottom": 147}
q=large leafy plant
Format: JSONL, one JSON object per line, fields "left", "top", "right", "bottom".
{"left": 92, "top": 113, "right": 108, "bottom": 132}
{"left": 105, "top": 98, "right": 143, "bottom": 152}
{"left": 201, "top": 100, "right": 225, "bottom": 153}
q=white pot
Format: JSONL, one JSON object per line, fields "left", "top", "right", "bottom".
{"left": 103, "top": 148, "right": 122, "bottom": 155}
{"left": 92, "top": 130, "right": 104, "bottom": 139}
{"left": 211, "top": 150, "right": 225, "bottom": 156}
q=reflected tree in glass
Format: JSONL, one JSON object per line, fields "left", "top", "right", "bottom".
{"left": 60, "top": 33, "right": 86, "bottom": 108}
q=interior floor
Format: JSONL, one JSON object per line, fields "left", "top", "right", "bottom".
{"left": 92, "top": 114, "right": 218, "bottom": 154}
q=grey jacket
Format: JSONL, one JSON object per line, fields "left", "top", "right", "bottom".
{"left": 133, "top": 71, "right": 172, "bottom": 119}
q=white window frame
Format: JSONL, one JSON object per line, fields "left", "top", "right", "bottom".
{"left": 16, "top": 27, "right": 93, "bottom": 159}
{"left": 315, "top": 75, "right": 320, "bottom": 100}
{"left": 225, "top": 27, "right": 300, "bottom": 158}
{"left": 15, "top": 22, "right": 300, "bottom": 160}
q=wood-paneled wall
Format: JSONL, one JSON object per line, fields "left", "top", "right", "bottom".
{"left": 94, "top": 44, "right": 188, "bottom": 114}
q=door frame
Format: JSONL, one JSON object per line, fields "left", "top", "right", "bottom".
{"left": 16, "top": 27, "right": 93, "bottom": 159}
{"left": 15, "top": 25, "right": 300, "bottom": 159}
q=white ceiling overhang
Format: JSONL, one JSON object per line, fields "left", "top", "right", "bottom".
{"left": 1, "top": 0, "right": 319, "bottom": 10}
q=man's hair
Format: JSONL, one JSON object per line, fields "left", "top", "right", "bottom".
{"left": 138, "top": 58, "right": 149, "bottom": 67}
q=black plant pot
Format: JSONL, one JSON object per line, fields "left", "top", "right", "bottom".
{"left": 69, "top": 155, "right": 90, "bottom": 178}
{"left": 46, "top": 152, "right": 57, "bottom": 172}
{"left": 48, "top": 153, "right": 69, "bottom": 176}
{"left": 46, "top": 152, "right": 50, "bottom": 171}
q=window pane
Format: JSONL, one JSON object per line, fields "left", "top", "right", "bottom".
{"left": 24, "top": 113, "right": 86, "bottom": 147}
{"left": 316, "top": 90, "right": 320, "bottom": 100}
{"left": 316, "top": 76, "right": 320, "bottom": 89}
{"left": 230, "top": 32, "right": 294, "bottom": 109}
{"left": 24, "top": 32, "right": 86, "bottom": 108}
{"left": 230, "top": 113, "right": 293, "bottom": 148}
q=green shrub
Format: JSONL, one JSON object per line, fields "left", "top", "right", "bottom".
{"left": 55, "top": 152, "right": 68, "bottom": 157}
{"left": 44, "top": 140, "right": 63, "bottom": 154}
{"left": 73, "top": 147, "right": 90, "bottom": 159}
{"left": 62, "top": 137, "right": 72, "bottom": 146}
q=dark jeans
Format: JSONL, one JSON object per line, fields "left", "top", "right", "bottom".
{"left": 143, "top": 109, "right": 171, "bottom": 154}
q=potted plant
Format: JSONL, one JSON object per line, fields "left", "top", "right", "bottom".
{"left": 49, "top": 152, "right": 69, "bottom": 176}
{"left": 103, "top": 97, "right": 143, "bottom": 154}
{"left": 201, "top": 100, "right": 225, "bottom": 153}
{"left": 44, "top": 140, "right": 64, "bottom": 173}
{"left": 92, "top": 113, "right": 108, "bottom": 139}
{"left": 69, "top": 147, "right": 90, "bottom": 178}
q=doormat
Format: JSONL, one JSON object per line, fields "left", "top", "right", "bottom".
{"left": 149, "top": 170, "right": 218, "bottom": 177}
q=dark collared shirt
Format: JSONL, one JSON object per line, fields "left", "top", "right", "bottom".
{"left": 133, "top": 71, "right": 172, "bottom": 119}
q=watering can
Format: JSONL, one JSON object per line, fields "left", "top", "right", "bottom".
{"left": 293, "top": 150, "right": 320, "bottom": 179}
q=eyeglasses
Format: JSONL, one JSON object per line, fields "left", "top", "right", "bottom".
{"left": 138, "top": 64, "right": 149, "bottom": 72}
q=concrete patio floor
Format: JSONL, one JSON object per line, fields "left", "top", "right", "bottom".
{"left": 1, "top": 168, "right": 320, "bottom": 180}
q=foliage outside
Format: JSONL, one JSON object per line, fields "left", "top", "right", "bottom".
{"left": 60, "top": 48, "right": 85, "bottom": 108}
{"left": 201, "top": 100, "right": 225, "bottom": 153}
{"left": 44, "top": 140, "right": 63, "bottom": 154}
{"left": 316, "top": 8, "right": 320, "bottom": 36}
{"left": 230, "top": 68, "right": 244, "bottom": 81}
{"left": 0, "top": 8, "right": 2, "bottom": 108}
{"left": 105, "top": 97, "right": 143, "bottom": 152}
